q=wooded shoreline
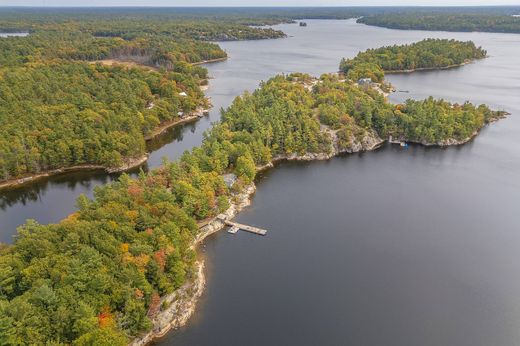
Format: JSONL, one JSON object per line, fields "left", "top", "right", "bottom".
{"left": 0, "top": 111, "right": 206, "bottom": 192}
{"left": 129, "top": 127, "right": 384, "bottom": 346}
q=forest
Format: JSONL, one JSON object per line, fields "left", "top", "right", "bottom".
{"left": 358, "top": 12, "right": 520, "bottom": 34}
{"left": 339, "top": 39, "right": 487, "bottom": 83}
{"left": 0, "top": 62, "right": 208, "bottom": 181}
{"left": 0, "top": 68, "right": 505, "bottom": 344}
{"left": 0, "top": 14, "right": 291, "bottom": 183}
{"left": 0, "top": 30, "right": 229, "bottom": 68}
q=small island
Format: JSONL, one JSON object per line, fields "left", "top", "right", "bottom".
{"left": 339, "top": 38, "right": 487, "bottom": 83}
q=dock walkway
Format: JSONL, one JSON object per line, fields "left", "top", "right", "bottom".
{"left": 225, "top": 220, "right": 267, "bottom": 236}
{"left": 217, "top": 214, "right": 267, "bottom": 236}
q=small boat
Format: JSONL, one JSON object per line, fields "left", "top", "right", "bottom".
{"left": 400, "top": 142, "right": 408, "bottom": 147}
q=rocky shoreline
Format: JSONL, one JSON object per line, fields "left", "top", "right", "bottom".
{"left": 384, "top": 60, "right": 476, "bottom": 74}
{"left": 126, "top": 103, "right": 512, "bottom": 345}
{"left": 130, "top": 184, "right": 257, "bottom": 346}
{"left": 191, "top": 57, "right": 229, "bottom": 66}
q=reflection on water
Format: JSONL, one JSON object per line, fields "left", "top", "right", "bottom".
{"left": 0, "top": 172, "right": 105, "bottom": 211}
{"left": 146, "top": 119, "right": 201, "bottom": 154}
{"left": 0, "top": 117, "right": 203, "bottom": 240}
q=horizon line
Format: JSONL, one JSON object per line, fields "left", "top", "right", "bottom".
{"left": 1, "top": 5, "right": 520, "bottom": 8}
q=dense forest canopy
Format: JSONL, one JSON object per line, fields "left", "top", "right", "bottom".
{"left": 340, "top": 39, "right": 487, "bottom": 83}
{"left": 0, "top": 30, "right": 229, "bottom": 68}
{"left": 0, "top": 12, "right": 294, "bottom": 184}
{"left": 0, "top": 62, "right": 208, "bottom": 181}
{"left": 358, "top": 12, "right": 520, "bottom": 34}
{"left": 0, "top": 68, "right": 505, "bottom": 344}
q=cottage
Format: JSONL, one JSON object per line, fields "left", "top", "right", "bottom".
{"left": 358, "top": 78, "right": 373, "bottom": 86}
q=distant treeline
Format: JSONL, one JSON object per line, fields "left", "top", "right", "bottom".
{"left": 358, "top": 12, "right": 520, "bottom": 34}
{"left": 0, "top": 31, "right": 228, "bottom": 68}
{"left": 2, "top": 6, "right": 520, "bottom": 31}
{"left": 340, "top": 39, "right": 487, "bottom": 83}
{"left": 1, "top": 6, "right": 519, "bottom": 24}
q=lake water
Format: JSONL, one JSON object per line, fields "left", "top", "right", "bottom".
{"left": 1, "top": 19, "right": 520, "bottom": 345}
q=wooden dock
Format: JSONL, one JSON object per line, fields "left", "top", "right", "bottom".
{"left": 224, "top": 220, "right": 267, "bottom": 236}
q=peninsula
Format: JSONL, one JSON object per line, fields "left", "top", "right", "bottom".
{"left": 0, "top": 59, "right": 506, "bottom": 344}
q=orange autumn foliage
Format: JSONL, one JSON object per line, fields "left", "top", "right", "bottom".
{"left": 98, "top": 308, "right": 114, "bottom": 328}
{"left": 154, "top": 249, "right": 166, "bottom": 271}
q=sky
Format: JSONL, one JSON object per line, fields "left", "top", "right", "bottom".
{"left": 1, "top": 0, "right": 520, "bottom": 7}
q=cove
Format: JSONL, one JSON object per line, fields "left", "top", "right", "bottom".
{"left": 156, "top": 20, "right": 520, "bottom": 346}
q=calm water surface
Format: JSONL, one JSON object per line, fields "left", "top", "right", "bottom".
{"left": 1, "top": 19, "right": 520, "bottom": 345}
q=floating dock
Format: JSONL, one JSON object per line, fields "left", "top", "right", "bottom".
{"left": 227, "top": 225, "right": 240, "bottom": 234}
{"left": 224, "top": 220, "right": 267, "bottom": 236}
